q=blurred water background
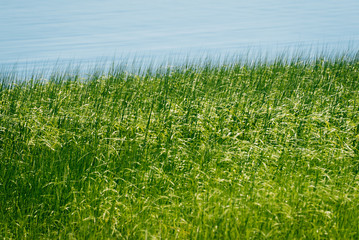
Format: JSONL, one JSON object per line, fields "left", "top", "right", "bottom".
{"left": 1, "top": 0, "right": 359, "bottom": 75}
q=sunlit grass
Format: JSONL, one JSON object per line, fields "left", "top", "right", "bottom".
{"left": 1, "top": 53, "right": 359, "bottom": 239}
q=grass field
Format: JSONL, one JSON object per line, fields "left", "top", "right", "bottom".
{"left": 1, "top": 54, "right": 359, "bottom": 239}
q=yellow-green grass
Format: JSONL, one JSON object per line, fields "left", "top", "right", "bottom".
{"left": 1, "top": 55, "right": 359, "bottom": 239}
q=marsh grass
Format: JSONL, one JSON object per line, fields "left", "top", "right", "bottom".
{"left": 1, "top": 53, "right": 359, "bottom": 239}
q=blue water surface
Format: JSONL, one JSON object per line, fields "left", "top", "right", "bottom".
{"left": 1, "top": 0, "right": 359, "bottom": 70}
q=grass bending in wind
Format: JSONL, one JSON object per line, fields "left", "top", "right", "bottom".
{"left": 1, "top": 55, "right": 359, "bottom": 239}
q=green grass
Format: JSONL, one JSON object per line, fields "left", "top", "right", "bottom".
{"left": 1, "top": 54, "right": 359, "bottom": 239}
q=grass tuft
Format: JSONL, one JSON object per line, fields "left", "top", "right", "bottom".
{"left": 1, "top": 53, "right": 359, "bottom": 239}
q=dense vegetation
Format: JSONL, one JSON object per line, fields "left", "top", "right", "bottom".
{"left": 1, "top": 55, "right": 359, "bottom": 239}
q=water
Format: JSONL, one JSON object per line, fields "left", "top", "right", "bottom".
{"left": 1, "top": 0, "right": 359, "bottom": 70}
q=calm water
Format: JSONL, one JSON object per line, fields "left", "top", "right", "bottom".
{"left": 1, "top": 0, "right": 359, "bottom": 69}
